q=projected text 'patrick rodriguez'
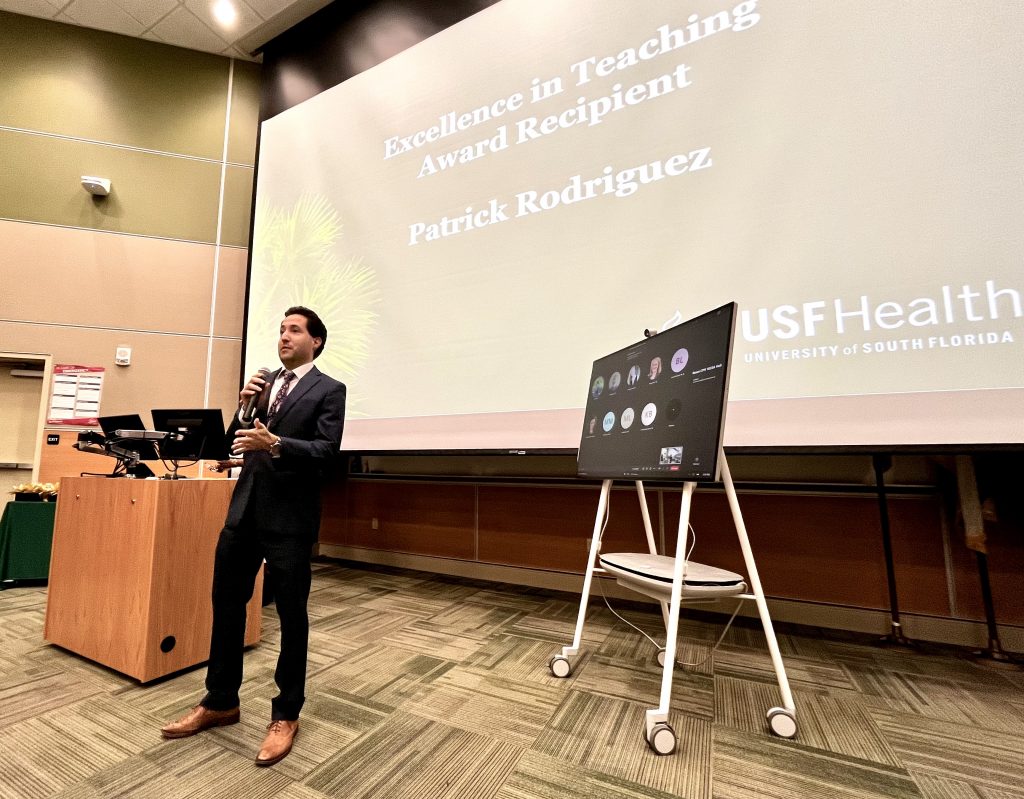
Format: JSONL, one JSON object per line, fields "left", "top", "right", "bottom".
{"left": 407, "top": 148, "right": 711, "bottom": 246}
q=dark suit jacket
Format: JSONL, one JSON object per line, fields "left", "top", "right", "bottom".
{"left": 225, "top": 365, "right": 346, "bottom": 536}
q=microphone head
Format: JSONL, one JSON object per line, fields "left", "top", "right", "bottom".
{"left": 240, "top": 366, "right": 275, "bottom": 425}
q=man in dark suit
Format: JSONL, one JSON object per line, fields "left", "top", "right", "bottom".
{"left": 161, "top": 306, "right": 346, "bottom": 767}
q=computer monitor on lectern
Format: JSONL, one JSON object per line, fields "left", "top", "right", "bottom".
{"left": 151, "top": 408, "right": 228, "bottom": 461}
{"left": 98, "top": 413, "right": 158, "bottom": 460}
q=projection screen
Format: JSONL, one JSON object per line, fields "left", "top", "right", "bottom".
{"left": 246, "top": 0, "right": 1024, "bottom": 450}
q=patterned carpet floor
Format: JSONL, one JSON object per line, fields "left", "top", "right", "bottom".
{"left": 1, "top": 559, "right": 1022, "bottom": 798}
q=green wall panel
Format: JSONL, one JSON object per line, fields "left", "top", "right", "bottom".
{"left": 228, "top": 60, "right": 261, "bottom": 166}
{"left": 0, "top": 129, "right": 222, "bottom": 242}
{"left": 0, "top": 11, "right": 230, "bottom": 160}
{"left": 222, "top": 165, "right": 255, "bottom": 247}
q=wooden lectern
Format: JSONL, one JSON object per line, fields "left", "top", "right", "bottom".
{"left": 44, "top": 477, "right": 262, "bottom": 682}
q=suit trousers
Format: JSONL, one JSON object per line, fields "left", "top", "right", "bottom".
{"left": 201, "top": 515, "right": 314, "bottom": 720}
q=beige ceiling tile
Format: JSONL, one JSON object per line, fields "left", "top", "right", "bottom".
{"left": 243, "top": 0, "right": 294, "bottom": 19}
{"left": 221, "top": 43, "right": 260, "bottom": 62}
{"left": 0, "top": 0, "right": 60, "bottom": 19}
{"left": 148, "top": 5, "right": 229, "bottom": 52}
{"left": 183, "top": 0, "right": 264, "bottom": 38}
{"left": 60, "top": 0, "right": 147, "bottom": 38}
{"left": 138, "top": 28, "right": 169, "bottom": 46}
{"left": 2, "top": 0, "right": 321, "bottom": 57}
{"left": 117, "top": 0, "right": 178, "bottom": 28}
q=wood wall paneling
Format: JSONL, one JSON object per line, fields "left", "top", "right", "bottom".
{"left": 663, "top": 490, "right": 895, "bottom": 611}
{"left": 887, "top": 497, "right": 955, "bottom": 618}
{"left": 478, "top": 484, "right": 595, "bottom": 571}
{"left": 318, "top": 474, "right": 350, "bottom": 543}
{"left": 37, "top": 430, "right": 115, "bottom": 484}
{"left": 344, "top": 480, "right": 476, "bottom": 559}
{"left": 939, "top": 516, "right": 1024, "bottom": 626}
{"left": 477, "top": 484, "right": 655, "bottom": 571}
{"left": 37, "top": 429, "right": 202, "bottom": 484}
{"left": 324, "top": 479, "right": 1024, "bottom": 629}
{"left": 385, "top": 482, "right": 474, "bottom": 558}
{"left": 985, "top": 520, "right": 1024, "bottom": 627}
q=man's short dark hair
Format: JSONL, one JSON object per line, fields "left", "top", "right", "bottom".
{"left": 284, "top": 306, "right": 327, "bottom": 359}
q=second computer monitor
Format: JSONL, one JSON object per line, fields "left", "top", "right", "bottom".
{"left": 151, "top": 408, "right": 228, "bottom": 461}
{"left": 98, "top": 413, "right": 158, "bottom": 460}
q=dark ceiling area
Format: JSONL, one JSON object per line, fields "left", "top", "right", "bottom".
{"left": 261, "top": 0, "right": 499, "bottom": 120}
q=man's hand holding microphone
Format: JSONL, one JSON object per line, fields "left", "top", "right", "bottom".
{"left": 232, "top": 367, "right": 281, "bottom": 456}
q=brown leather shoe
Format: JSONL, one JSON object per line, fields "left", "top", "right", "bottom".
{"left": 161, "top": 705, "right": 240, "bottom": 739}
{"left": 255, "top": 720, "right": 298, "bottom": 766}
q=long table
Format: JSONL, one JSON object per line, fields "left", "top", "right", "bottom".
{"left": 0, "top": 499, "right": 56, "bottom": 585}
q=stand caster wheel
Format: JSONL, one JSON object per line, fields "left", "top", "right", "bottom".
{"left": 656, "top": 648, "right": 666, "bottom": 667}
{"left": 646, "top": 722, "right": 677, "bottom": 755}
{"left": 766, "top": 707, "right": 797, "bottom": 738}
{"left": 549, "top": 654, "right": 572, "bottom": 678}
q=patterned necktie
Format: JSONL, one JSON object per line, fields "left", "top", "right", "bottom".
{"left": 267, "top": 370, "right": 295, "bottom": 423}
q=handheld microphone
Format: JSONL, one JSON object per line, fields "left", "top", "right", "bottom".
{"left": 240, "top": 367, "right": 272, "bottom": 425}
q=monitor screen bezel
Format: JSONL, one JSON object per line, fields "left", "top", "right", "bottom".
{"left": 576, "top": 302, "right": 737, "bottom": 483}
{"left": 150, "top": 408, "right": 228, "bottom": 461}
{"left": 97, "top": 413, "right": 159, "bottom": 460}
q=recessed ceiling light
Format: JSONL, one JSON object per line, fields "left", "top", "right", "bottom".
{"left": 212, "top": 0, "right": 239, "bottom": 27}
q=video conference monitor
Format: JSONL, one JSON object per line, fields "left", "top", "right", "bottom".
{"left": 577, "top": 303, "right": 736, "bottom": 482}
{"left": 98, "top": 414, "right": 158, "bottom": 460}
{"left": 151, "top": 409, "right": 228, "bottom": 461}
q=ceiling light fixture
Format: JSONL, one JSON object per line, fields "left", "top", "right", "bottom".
{"left": 212, "top": 0, "right": 239, "bottom": 28}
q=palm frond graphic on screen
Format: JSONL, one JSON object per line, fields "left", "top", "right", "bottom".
{"left": 249, "top": 193, "right": 380, "bottom": 412}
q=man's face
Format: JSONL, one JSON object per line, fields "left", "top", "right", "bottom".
{"left": 278, "top": 313, "right": 321, "bottom": 368}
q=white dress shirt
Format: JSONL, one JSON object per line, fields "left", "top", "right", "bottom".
{"left": 235, "top": 361, "right": 316, "bottom": 426}
{"left": 267, "top": 360, "right": 315, "bottom": 412}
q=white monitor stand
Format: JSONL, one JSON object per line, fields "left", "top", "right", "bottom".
{"left": 548, "top": 450, "right": 797, "bottom": 755}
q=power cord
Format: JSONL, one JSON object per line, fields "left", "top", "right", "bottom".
{"left": 594, "top": 504, "right": 744, "bottom": 669}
